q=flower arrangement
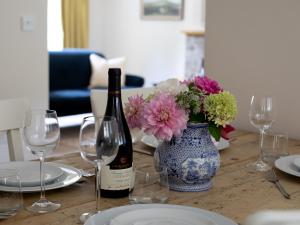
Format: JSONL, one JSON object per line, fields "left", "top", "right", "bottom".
{"left": 124, "top": 76, "right": 237, "bottom": 142}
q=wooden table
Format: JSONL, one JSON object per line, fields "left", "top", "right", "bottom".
{"left": 3, "top": 130, "right": 300, "bottom": 225}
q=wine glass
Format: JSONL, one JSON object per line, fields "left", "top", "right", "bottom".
{"left": 248, "top": 96, "right": 276, "bottom": 171}
{"left": 79, "top": 116, "right": 119, "bottom": 222}
{"left": 23, "top": 109, "right": 60, "bottom": 213}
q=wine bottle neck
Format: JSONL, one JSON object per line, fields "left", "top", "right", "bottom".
{"left": 108, "top": 69, "right": 121, "bottom": 92}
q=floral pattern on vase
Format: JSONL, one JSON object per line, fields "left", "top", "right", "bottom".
{"left": 154, "top": 123, "right": 220, "bottom": 192}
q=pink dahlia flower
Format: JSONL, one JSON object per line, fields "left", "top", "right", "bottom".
{"left": 194, "top": 76, "right": 222, "bottom": 94}
{"left": 124, "top": 95, "right": 145, "bottom": 129}
{"left": 143, "top": 93, "right": 188, "bottom": 141}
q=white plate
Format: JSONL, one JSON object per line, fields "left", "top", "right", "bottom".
{"left": 141, "top": 135, "right": 230, "bottom": 151}
{"left": 293, "top": 157, "right": 300, "bottom": 169}
{"left": 275, "top": 155, "right": 300, "bottom": 177}
{"left": 141, "top": 135, "right": 161, "bottom": 148}
{"left": 0, "top": 161, "right": 64, "bottom": 187}
{"left": 85, "top": 204, "right": 238, "bottom": 225}
{"left": 0, "top": 162, "right": 82, "bottom": 193}
{"left": 110, "top": 208, "right": 216, "bottom": 225}
{"left": 213, "top": 138, "right": 230, "bottom": 151}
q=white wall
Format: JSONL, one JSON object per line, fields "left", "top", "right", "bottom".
{"left": 0, "top": 0, "right": 48, "bottom": 108}
{"left": 89, "top": 0, "right": 205, "bottom": 86}
{"left": 205, "top": 0, "right": 300, "bottom": 139}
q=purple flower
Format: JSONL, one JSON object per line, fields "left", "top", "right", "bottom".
{"left": 194, "top": 76, "right": 222, "bottom": 94}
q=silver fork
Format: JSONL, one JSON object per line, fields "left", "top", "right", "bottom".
{"left": 265, "top": 169, "right": 290, "bottom": 199}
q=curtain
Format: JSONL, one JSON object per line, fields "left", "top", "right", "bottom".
{"left": 62, "top": 0, "right": 89, "bottom": 48}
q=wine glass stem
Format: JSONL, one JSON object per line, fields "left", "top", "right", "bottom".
{"left": 39, "top": 155, "right": 46, "bottom": 200}
{"left": 95, "top": 161, "right": 101, "bottom": 212}
{"left": 259, "top": 129, "right": 265, "bottom": 162}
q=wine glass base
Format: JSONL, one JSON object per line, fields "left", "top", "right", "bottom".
{"left": 27, "top": 199, "right": 61, "bottom": 214}
{"left": 80, "top": 212, "right": 93, "bottom": 223}
{"left": 80, "top": 211, "right": 100, "bottom": 223}
{"left": 246, "top": 160, "right": 271, "bottom": 172}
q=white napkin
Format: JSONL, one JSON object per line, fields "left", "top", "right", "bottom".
{"left": 245, "top": 210, "right": 300, "bottom": 225}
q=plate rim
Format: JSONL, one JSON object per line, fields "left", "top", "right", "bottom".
{"left": 0, "top": 161, "right": 64, "bottom": 187}
{"left": 0, "top": 162, "right": 82, "bottom": 193}
{"left": 275, "top": 155, "right": 300, "bottom": 177}
{"left": 110, "top": 207, "right": 216, "bottom": 225}
{"left": 141, "top": 135, "right": 159, "bottom": 148}
{"left": 85, "top": 203, "right": 238, "bottom": 225}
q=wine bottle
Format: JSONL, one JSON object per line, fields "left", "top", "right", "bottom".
{"left": 100, "top": 68, "right": 133, "bottom": 198}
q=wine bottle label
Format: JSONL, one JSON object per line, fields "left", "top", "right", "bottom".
{"left": 101, "top": 166, "right": 133, "bottom": 190}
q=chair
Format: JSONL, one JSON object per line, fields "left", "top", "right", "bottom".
{"left": 245, "top": 210, "right": 300, "bottom": 225}
{"left": 0, "top": 98, "right": 29, "bottom": 161}
{"left": 90, "top": 87, "right": 155, "bottom": 117}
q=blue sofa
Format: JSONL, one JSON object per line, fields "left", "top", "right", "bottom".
{"left": 49, "top": 49, "right": 144, "bottom": 116}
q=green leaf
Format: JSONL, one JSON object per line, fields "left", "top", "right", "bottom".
{"left": 189, "top": 113, "right": 206, "bottom": 123}
{"left": 208, "top": 123, "right": 221, "bottom": 141}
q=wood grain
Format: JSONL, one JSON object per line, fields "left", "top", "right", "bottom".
{"left": 2, "top": 130, "right": 300, "bottom": 225}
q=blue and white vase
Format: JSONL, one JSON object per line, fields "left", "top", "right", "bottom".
{"left": 154, "top": 123, "right": 220, "bottom": 192}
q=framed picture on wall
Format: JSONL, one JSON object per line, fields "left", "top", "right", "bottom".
{"left": 141, "top": 0, "right": 184, "bottom": 20}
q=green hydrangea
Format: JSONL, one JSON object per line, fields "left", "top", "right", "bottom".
{"left": 203, "top": 91, "right": 237, "bottom": 127}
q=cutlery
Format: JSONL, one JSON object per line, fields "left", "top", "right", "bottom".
{"left": 265, "top": 169, "right": 290, "bottom": 199}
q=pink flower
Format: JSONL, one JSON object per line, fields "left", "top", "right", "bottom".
{"left": 124, "top": 95, "right": 145, "bottom": 129}
{"left": 143, "top": 93, "right": 188, "bottom": 141}
{"left": 194, "top": 76, "right": 222, "bottom": 94}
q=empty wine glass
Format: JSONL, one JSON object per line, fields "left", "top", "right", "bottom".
{"left": 248, "top": 96, "right": 276, "bottom": 171}
{"left": 23, "top": 109, "right": 60, "bottom": 213}
{"left": 79, "top": 116, "right": 119, "bottom": 222}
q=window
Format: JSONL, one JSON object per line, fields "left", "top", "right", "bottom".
{"left": 47, "top": 0, "right": 63, "bottom": 51}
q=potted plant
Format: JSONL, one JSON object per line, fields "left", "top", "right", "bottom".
{"left": 124, "top": 76, "right": 237, "bottom": 191}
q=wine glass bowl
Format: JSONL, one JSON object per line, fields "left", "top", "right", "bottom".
{"left": 248, "top": 96, "right": 276, "bottom": 171}
{"left": 23, "top": 109, "right": 60, "bottom": 213}
{"left": 96, "top": 117, "right": 119, "bottom": 165}
{"left": 249, "top": 96, "right": 275, "bottom": 131}
{"left": 79, "top": 116, "right": 98, "bottom": 167}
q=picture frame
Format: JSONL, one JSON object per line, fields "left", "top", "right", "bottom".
{"left": 140, "top": 0, "right": 184, "bottom": 21}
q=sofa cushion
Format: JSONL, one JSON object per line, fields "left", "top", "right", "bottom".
{"left": 50, "top": 89, "right": 92, "bottom": 116}
{"left": 89, "top": 54, "right": 126, "bottom": 88}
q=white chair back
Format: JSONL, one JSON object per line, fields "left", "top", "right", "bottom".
{"left": 0, "top": 98, "right": 29, "bottom": 161}
{"left": 90, "top": 87, "right": 155, "bottom": 117}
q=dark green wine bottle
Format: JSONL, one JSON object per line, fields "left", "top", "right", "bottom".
{"left": 100, "top": 68, "right": 133, "bottom": 198}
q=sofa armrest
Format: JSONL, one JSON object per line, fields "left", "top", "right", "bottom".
{"left": 125, "top": 74, "right": 144, "bottom": 87}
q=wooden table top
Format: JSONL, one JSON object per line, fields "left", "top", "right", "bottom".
{"left": 3, "top": 130, "right": 300, "bottom": 225}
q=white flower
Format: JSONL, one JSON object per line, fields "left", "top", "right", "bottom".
{"left": 155, "top": 78, "right": 188, "bottom": 96}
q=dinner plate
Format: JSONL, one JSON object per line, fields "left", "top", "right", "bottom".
{"left": 292, "top": 157, "right": 300, "bottom": 169}
{"left": 85, "top": 204, "right": 238, "bottom": 225}
{"left": 0, "top": 161, "right": 64, "bottom": 187}
{"left": 0, "top": 162, "right": 81, "bottom": 193}
{"left": 141, "top": 135, "right": 230, "bottom": 151}
{"left": 110, "top": 208, "right": 216, "bottom": 225}
{"left": 212, "top": 138, "right": 230, "bottom": 151}
{"left": 275, "top": 155, "right": 300, "bottom": 177}
{"left": 141, "top": 135, "right": 161, "bottom": 148}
